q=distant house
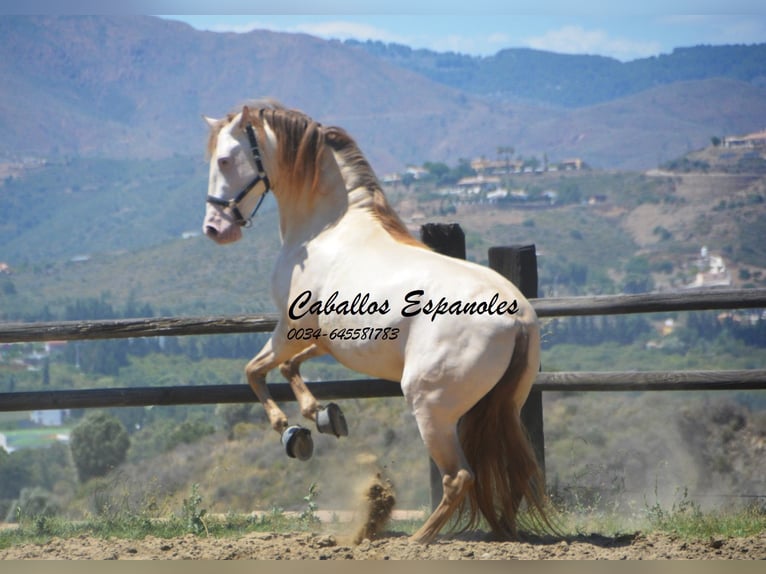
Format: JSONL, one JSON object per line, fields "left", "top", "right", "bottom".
{"left": 456, "top": 175, "right": 500, "bottom": 195}
{"left": 486, "top": 189, "right": 509, "bottom": 201}
{"left": 685, "top": 247, "right": 732, "bottom": 289}
{"left": 382, "top": 173, "right": 401, "bottom": 185}
{"left": 471, "top": 158, "right": 522, "bottom": 175}
{"left": 405, "top": 166, "right": 429, "bottom": 180}
{"left": 560, "top": 158, "right": 583, "bottom": 171}
{"left": 44, "top": 341, "right": 67, "bottom": 355}
{"left": 30, "top": 409, "right": 70, "bottom": 427}
{"left": 723, "top": 130, "right": 766, "bottom": 149}
{"left": 542, "top": 190, "right": 559, "bottom": 204}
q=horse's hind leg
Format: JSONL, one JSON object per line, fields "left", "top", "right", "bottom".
{"left": 408, "top": 409, "right": 474, "bottom": 544}
{"left": 279, "top": 345, "right": 348, "bottom": 437}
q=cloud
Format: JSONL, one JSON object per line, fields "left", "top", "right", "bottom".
{"left": 206, "top": 18, "right": 408, "bottom": 46}
{"left": 292, "top": 21, "right": 408, "bottom": 44}
{"left": 661, "top": 14, "right": 766, "bottom": 46}
{"left": 525, "top": 25, "right": 663, "bottom": 61}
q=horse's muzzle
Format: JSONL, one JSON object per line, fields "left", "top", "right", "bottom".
{"left": 203, "top": 206, "right": 242, "bottom": 244}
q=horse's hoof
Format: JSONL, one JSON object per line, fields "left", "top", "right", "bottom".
{"left": 282, "top": 426, "right": 313, "bottom": 460}
{"left": 316, "top": 402, "right": 348, "bottom": 437}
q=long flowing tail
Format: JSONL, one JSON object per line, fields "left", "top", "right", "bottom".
{"left": 456, "top": 325, "right": 555, "bottom": 537}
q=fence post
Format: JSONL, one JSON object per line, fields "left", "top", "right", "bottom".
{"left": 420, "top": 222, "right": 466, "bottom": 511}
{"left": 487, "top": 245, "right": 546, "bottom": 479}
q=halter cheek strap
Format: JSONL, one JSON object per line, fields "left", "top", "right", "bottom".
{"left": 206, "top": 123, "right": 271, "bottom": 227}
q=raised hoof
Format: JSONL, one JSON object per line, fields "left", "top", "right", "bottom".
{"left": 316, "top": 402, "right": 348, "bottom": 437}
{"left": 281, "top": 426, "right": 313, "bottom": 460}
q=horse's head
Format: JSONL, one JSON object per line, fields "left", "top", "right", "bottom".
{"left": 202, "top": 106, "right": 274, "bottom": 244}
{"left": 203, "top": 102, "right": 331, "bottom": 245}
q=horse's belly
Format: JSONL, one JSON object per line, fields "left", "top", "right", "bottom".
{"left": 329, "top": 340, "right": 404, "bottom": 382}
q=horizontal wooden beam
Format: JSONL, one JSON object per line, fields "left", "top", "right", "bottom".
{"left": 0, "top": 379, "right": 402, "bottom": 412}
{"left": 2, "top": 370, "right": 764, "bottom": 412}
{"left": 2, "top": 288, "right": 764, "bottom": 343}
{"left": 532, "top": 287, "right": 766, "bottom": 317}
{"left": 535, "top": 369, "right": 766, "bottom": 392}
{"left": 0, "top": 315, "right": 279, "bottom": 343}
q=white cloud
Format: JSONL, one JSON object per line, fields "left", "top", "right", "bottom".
{"left": 292, "top": 21, "right": 407, "bottom": 44}
{"left": 206, "top": 18, "right": 408, "bottom": 45}
{"left": 524, "top": 25, "right": 663, "bottom": 61}
{"left": 661, "top": 14, "right": 766, "bottom": 46}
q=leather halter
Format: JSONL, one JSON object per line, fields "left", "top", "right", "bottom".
{"left": 206, "top": 123, "right": 271, "bottom": 227}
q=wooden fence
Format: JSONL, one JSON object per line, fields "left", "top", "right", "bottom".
{"left": 2, "top": 223, "right": 766, "bottom": 507}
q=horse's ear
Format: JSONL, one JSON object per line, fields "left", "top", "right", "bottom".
{"left": 203, "top": 115, "right": 219, "bottom": 129}
{"left": 239, "top": 106, "right": 251, "bottom": 128}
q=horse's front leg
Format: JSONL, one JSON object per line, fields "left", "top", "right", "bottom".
{"left": 245, "top": 338, "right": 314, "bottom": 460}
{"left": 279, "top": 345, "right": 348, "bottom": 438}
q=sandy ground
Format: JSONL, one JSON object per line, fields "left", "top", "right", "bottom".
{"left": 2, "top": 530, "right": 765, "bottom": 560}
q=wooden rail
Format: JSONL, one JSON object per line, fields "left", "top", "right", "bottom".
{"left": 1, "top": 370, "right": 765, "bottom": 413}
{"left": 2, "top": 287, "right": 764, "bottom": 343}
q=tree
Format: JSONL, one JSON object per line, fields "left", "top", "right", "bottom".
{"left": 423, "top": 161, "right": 449, "bottom": 183}
{"left": 216, "top": 403, "right": 259, "bottom": 440}
{"left": 69, "top": 412, "right": 130, "bottom": 483}
{"left": 497, "top": 145, "right": 515, "bottom": 173}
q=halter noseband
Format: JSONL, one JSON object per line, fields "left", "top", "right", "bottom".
{"left": 206, "top": 123, "right": 271, "bottom": 227}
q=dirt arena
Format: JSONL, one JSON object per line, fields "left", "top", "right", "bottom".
{"left": 2, "top": 530, "right": 765, "bottom": 560}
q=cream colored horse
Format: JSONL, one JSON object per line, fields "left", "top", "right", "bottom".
{"left": 202, "top": 101, "right": 550, "bottom": 543}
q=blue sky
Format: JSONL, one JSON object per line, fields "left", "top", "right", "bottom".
{"left": 2, "top": 1, "right": 764, "bottom": 61}
{"left": 158, "top": 2, "right": 766, "bottom": 62}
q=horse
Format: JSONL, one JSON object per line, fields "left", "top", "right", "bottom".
{"left": 202, "top": 100, "right": 551, "bottom": 543}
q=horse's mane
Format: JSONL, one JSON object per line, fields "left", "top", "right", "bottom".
{"left": 210, "top": 100, "right": 424, "bottom": 248}
{"left": 322, "top": 125, "right": 425, "bottom": 248}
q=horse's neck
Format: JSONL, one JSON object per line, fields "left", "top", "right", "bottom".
{"left": 274, "top": 155, "right": 349, "bottom": 245}
{"left": 274, "top": 147, "right": 389, "bottom": 247}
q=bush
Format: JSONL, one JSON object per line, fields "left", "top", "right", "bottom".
{"left": 165, "top": 418, "right": 215, "bottom": 450}
{"left": 69, "top": 412, "right": 130, "bottom": 483}
{"left": 5, "top": 487, "right": 59, "bottom": 523}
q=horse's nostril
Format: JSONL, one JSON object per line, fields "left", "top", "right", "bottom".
{"left": 205, "top": 225, "right": 218, "bottom": 237}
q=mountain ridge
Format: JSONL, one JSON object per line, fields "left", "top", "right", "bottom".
{"left": 1, "top": 16, "right": 766, "bottom": 171}
{"left": 345, "top": 39, "right": 766, "bottom": 108}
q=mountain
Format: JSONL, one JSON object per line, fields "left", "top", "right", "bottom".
{"left": 1, "top": 16, "right": 766, "bottom": 171}
{"left": 345, "top": 40, "right": 766, "bottom": 108}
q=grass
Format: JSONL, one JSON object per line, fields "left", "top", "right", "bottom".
{"left": 2, "top": 485, "right": 764, "bottom": 550}
{"left": 643, "top": 488, "right": 766, "bottom": 540}
{"left": 1, "top": 428, "right": 72, "bottom": 450}
{"left": 0, "top": 483, "right": 329, "bottom": 550}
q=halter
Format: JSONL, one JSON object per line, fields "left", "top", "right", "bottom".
{"left": 206, "top": 123, "right": 271, "bottom": 227}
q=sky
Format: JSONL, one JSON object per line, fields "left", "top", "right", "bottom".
{"left": 1, "top": 1, "right": 764, "bottom": 61}
{"left": 156, "top": 2, "right": 766, "bottom": 62}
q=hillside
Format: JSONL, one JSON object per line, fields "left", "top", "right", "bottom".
{"left": 2, "top": 152, "right": 765, "bottom": 321}
{"left": 1, "top": 16, "right": 765, "bottom": 170}
{"left": 347, "top": 41, "right": 766, "bottom": 108}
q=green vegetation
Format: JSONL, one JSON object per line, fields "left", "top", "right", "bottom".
{"left": 1, "top": 479, "right": 764, "bottom": 550}
{"left": 70, "top": 413, "right": 130, "bottom": 483}
{"left": 0, "top": 484, "right": 327, "bottom": 550}
{"left": 553, "top": 489, "right": 766, "bottom": 540}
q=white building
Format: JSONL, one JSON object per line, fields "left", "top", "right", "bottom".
{"left": 30, "top": 409, "right": 70, "bottom": 427}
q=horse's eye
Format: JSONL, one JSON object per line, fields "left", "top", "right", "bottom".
{"left": 217, "top": 157, "right": 230, "bottom": 170}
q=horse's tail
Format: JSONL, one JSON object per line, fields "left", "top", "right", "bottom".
{"left": 456, "top": 323, "right": 555, "bottom": 538}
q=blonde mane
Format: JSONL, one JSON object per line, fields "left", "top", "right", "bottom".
{"left": 322, "top": 125, "right": 426, "bottom": 248}
{"left": 209, "top": 101, "right": 425, "bottom": 248}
